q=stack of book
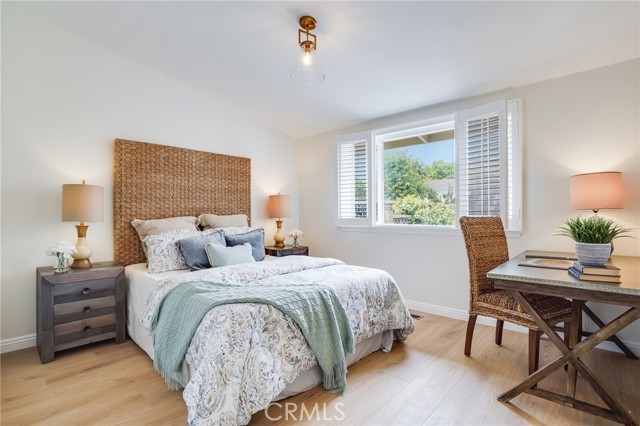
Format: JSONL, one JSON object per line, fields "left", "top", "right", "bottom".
{"left": 568, "top": 262, "right": 621, "bottom": 283}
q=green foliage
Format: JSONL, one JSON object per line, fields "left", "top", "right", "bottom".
{"left": 392, "top": 195, "right": 427, "bottom": 222}
{"left": 415, "top": 202, "right": 456, "bottom": 225}
{"left": 557, "top": 216, "right": 632, "bottom": 244}
{"left": 384, "top": 150, "right": 456, "bottom": 225}
{"left": 424, "top": 186, "right": 440, "bottom": 202}
{"left": 425, "top": 160, "right": 455, "bottom": 180}
{"left": 392, "top": 195, "right": 456, "bottom": 226}
{"left": 384, "top": 152, "right": 428, "bottom": 200}
{"left": 355, "top": 180, "right": 367, "bottom": 201}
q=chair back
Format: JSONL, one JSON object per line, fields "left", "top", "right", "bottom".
{"left": 459, "top": 216, "right": 510, "bottom": 308}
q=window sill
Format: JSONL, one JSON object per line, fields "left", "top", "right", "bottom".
{"left": 338, "top": 224, "right": 522, "bottom": 238}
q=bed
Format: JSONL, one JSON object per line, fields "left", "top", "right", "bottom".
{"left": 114, "top": 139, "right": 415, "bottom": 425}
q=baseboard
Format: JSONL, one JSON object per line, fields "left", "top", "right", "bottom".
{"left": 1, "top": 333, "right": 36, "bottom": 354}
{"left": 405, "top": 299, "right": 640, "bottom": 356}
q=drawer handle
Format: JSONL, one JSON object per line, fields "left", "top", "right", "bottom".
{"left": 83, "top": 307, "right": 91, "bottom": 314}
{"left": 82, "top": 288, "right": 91, "bottom": 295}
{"left": 83, "top": 326, "right": 92, "bottom": 332}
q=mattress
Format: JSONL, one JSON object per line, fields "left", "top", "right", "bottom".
{"left": 125, "top": 263, "right": 184, "bottom": 359}
{"left": 125, "top": 262, "right": 393, "bottom": 400}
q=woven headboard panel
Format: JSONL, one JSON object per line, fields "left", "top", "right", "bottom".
{"left": 113, "top": 139, "right": 251, "bottom": 265}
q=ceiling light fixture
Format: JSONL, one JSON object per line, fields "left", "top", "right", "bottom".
{"left": 291, "top": 15, "right": 325, "bottom": 85}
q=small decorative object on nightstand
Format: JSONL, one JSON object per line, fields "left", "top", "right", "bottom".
{"left": 45, "top": 240, "right": 77, "bottom": 274}
{"left": 288, "top": 228, "right": 304, "bottom": 247}
{"left": 265, "top": 245, "right": 309, "bottom": 257}
{"left": 36, "top": 262, "right": 125, "bottom": 364}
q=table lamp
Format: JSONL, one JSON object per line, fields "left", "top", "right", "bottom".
{"left": 570, "top": 171, "right": 623, "bottom": 214}
{"left": 62, "top": 180, "right": 104, "bottom": 268}
{"left": 267, "top": 194, "right": 291, "bottom": 248}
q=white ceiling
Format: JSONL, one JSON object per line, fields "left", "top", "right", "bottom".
{"left": 16, "top": 1, "right": 640, "bottom": 139}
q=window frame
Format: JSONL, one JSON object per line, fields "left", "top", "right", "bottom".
{"left": 336, "top": 99, "right": 522, "bottom": 235}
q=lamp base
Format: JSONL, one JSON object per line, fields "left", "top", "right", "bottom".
{"left": 71, "top": 258, "right": 93, "bottom": 269}
{"left": 274, "top": 219, "right": 285, "bottom": 248}
{"left": 71, "top": 224, "right": 94, "bottom": 269}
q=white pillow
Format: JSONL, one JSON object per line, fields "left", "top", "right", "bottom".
{"left": 198, "top": 214, "right": 249, "bottom": 230}
{"left": 132, "top": 216, "right": 199, "bottom": 240}
{"left": 143, "top": 229, "right": 218, "bottom": 274}
{"left": 214, "top": 226, "right": 253, "bottom": 236}
{"left": 205, "top": 242, "right": 255, "bottom": 267}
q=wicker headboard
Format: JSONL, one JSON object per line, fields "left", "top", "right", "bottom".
{"left": 113, "top": 139, "right": 251, "bottom": 266}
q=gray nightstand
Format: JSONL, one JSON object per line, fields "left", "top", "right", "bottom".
{"left": 265, "top": 245, "right": 309, "bottom": 257}
{"left": 36, "top": 262, "right": 125, "bottom": 363}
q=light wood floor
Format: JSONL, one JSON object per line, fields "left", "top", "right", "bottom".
{"left": 2, "top": 312, "right": 638, "bottom": 425}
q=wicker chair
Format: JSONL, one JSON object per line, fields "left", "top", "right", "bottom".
{"left": 459, "top": 216, "right": 573, "bottom": 374}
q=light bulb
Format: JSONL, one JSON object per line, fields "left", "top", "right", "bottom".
{"left": 291, "top": 46, "right": 324, "bottom": 84}
{"left": 302, "top": 50, "right": 312, "bottom": 67}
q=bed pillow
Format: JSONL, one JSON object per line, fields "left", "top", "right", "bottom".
{"left": 224, "top": 228, "right": 266, "bottom": 261}
{"left": 199, "top": 213, "right": 249, "bottom": 230}
{"left": 176, "top": 229, "right": 226, "bottom": 271}
{"left": 214, "top": 226, "right": 253, "bottom": 236}
{"left": 132, "top": 216, "right": 199, "bottom": 240}
{"left": 205, "top": 242, "right": 255, "bottom": 267}
{"left": 143, "top": 229, "right": 217, "bottom": 274}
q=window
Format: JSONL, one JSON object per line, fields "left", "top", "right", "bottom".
{"left": 374, "top": 116, "right": 456, "bottom": 226}
{"left": 336, "top": 99, "right": 522, "bottom": 233}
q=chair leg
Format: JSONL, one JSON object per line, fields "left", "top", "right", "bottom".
{"left": 528, "top": 329, "right": 541, "bottom": 375}
{"left": 464, "top": 315, "right": 477, "bottom": 356}
{"left": 495, "top": 320, "right": 504, "bottom": 346}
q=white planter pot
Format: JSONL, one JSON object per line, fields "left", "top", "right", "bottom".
{"left": 574, "top": 242, "right": 612, "bottom": 266}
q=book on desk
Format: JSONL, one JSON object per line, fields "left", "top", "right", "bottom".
{"left": 567, "top": 261, "right": 621, "bottom": 283}
{"left": 571, "top": 261, "right": 620, "bottom": 276}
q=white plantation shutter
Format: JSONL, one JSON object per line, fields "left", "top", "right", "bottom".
{"left": 336, "top": 132, "right": 371, "bottom": 226}
{"left": 457, "top": 101, "right": 508, "bottom": 224}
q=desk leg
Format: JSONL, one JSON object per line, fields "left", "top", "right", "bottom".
{"left": 567, "top": 299, "right": 582, "bottom": 397}
{"left": 498, "top": 292, "right": 640, "bottom": 426}
{"left": 582, "top": 304, "right": 639, "bottom": 360}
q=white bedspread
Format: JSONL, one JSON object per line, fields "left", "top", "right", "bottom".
{"left": 142, "top": 256, "right": 415, "bottom": 425}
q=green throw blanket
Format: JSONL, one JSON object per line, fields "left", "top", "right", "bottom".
{"left": 150, "top": 281, "right": 354, "bottom": 394}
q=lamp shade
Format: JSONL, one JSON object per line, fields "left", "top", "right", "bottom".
{"left": 62, "top": 182, "right": 105, "bottom": 222}
{"left": 570, "top": 171, "right": 623, "bottom": 212}
{"left": 267, "top": 194, "right": 291, "bottom": 219}
{"left": 291, "top": 50, "right": 326, "bottom": 85}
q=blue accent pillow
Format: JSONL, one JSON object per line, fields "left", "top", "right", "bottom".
{"left": 224, "top": 228, "right": 266, "bottom": 261}
{"left": 205, "top": 242, "right": 255, "bottom": 267}
{"left": 176, "top": 229, "right": 226, "bottom": 270}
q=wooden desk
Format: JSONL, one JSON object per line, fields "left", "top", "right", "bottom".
{"left": 488, "top": 250, "right": 640, "bottom": 426}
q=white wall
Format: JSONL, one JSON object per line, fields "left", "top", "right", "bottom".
{"left": 1, "top": 6, "right": 299, "bottom": 341}
{"left": 299, "top": 59, "right": 640, "bottom": 344}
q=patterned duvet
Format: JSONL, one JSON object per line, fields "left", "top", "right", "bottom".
{"left": 142, "top": 256, "right": 415, "bottom": 425}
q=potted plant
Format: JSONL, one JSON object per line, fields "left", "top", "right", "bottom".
{"left": 558, "top": 216, "right": 632, "bottom": 265}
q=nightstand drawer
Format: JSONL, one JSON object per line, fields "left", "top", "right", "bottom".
{"left": 54, "top": 314, "right": 116, "bottom": 344}
{"left": 53, "top": 278, "right": 115, "bottom": 303}
{"left": 54, "top": 296, "right": 116, "bottom": 324}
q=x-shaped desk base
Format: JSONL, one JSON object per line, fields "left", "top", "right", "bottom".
{"left": 498, "top": 292, "right": 639, "bottom": 426}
